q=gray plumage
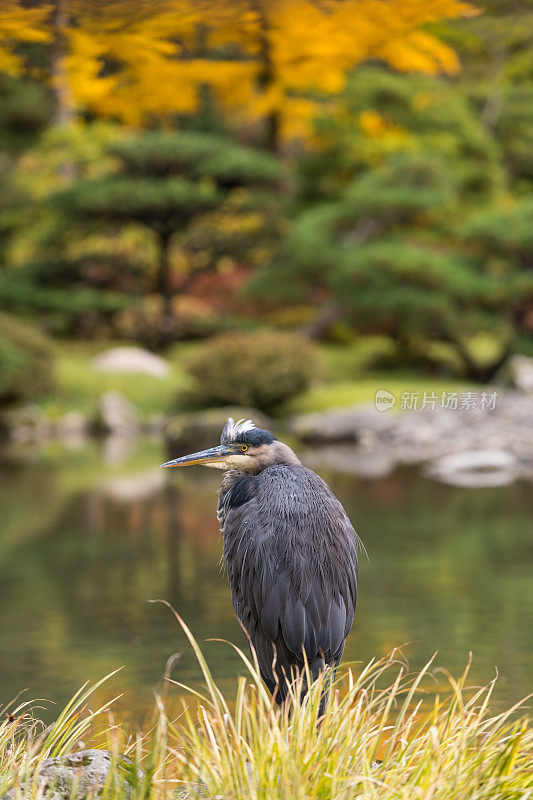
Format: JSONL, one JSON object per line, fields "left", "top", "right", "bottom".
{"left": 162, "top": 417, "right": 359, "bottom": 706}
{"left": 220, "top": 463, "right": 357, "bottom": 702}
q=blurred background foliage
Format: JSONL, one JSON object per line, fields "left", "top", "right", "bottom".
{"left": 184, "top": 330, "right": 321, "bottom": 411}
{"left": 0, "top": 0, "right": 532, "bottom": 409}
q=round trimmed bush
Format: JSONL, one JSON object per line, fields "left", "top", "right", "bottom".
{"left": 185, "top": 330, "right": 320, "bottom": 412}
{"left": 0, "top": 313, "right": 55, "bottom": 405}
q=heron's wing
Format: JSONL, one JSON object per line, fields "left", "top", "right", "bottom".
{"left": 221, "top": 466, "right": 358, "bottom": 695}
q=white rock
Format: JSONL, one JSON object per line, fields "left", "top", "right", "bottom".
{"left": 506, "top": 354, "right": 533, "bottom": 393}
{"left": 426, "top": 449, "right": 518, "bottom": 488}
{"left": 97, "top": 391, "right": 139, "bottom": 435}
{"left": 91, "top": 346, "right": 170, "bottom": 378}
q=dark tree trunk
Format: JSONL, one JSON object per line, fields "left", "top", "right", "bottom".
{"left": 51, "top": 0, "right": 74, "bottom": 126}
{"left": 264, "top": 110, "right": 281, "bottom": 154}
{"left": 165, "top": 483, "right": 183, "bottom": 606}
{"left": 156, "top": 232, "right": 173, "bottom": 314}
{"left": 299, "top": 301, "right": 344, "bottom": 339}
{"left": 480, "top": 43, "right": 506, "bottom": 132}
{"left": 441, "top": 332, "right": 513, "bottom": 382}
{"left": 250, "top": 0, "right": 280, "bottom": 154}
{"left": 51, "top": 0, "right": 76, "bottom": 180}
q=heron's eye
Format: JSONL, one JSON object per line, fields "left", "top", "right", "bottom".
{"left": 240, "top": 444, "right": 248, "bottom": 452}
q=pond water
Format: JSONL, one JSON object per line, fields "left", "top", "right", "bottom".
{"left": 0, "top": 436, "right": 531, "bottom": 722}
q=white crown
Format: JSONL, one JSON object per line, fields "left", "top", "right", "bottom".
{"left": 221, "top": 417, "right": 256, "bottom": 443}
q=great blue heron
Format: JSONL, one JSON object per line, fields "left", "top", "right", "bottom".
{"left": 161, "top": 417, "right": 360, "bottom": 706}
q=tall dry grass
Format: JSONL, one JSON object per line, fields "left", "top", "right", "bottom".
{"left": 1, "top": 617, "right": 531, "bottom": 800}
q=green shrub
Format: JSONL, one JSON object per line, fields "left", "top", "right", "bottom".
{"left": 185, "top": 330, "right": 321, "bottom": 412}
{"left": 0, "top": 313, "right": 55, "bottom": 404}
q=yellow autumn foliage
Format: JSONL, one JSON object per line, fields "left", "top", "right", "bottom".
{"left": 359, "top": 110, "right": 407, "bottom": 141}
{"left": 1, "top": 0, "right": 477, "bottom": 139}
{"left": 0, "top": 1, "right": 50, "bottom": 75}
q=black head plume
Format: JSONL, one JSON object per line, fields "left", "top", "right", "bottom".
{"left": 220, "top": 418, "right": 277, "bottom": 447}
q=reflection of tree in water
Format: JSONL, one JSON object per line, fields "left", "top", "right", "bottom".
{"left": 0, "top": 460, "right": 66, "bottom": 555}
{"left": 0, "top": 456, "right": 531, "bottom": 716}
{"left": 0, "top": 467, "right": 240, "bottom": 715}
{"left": 166, "top": 481, "right": 181, "bottom": 606}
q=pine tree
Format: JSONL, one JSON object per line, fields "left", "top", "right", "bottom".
{"left": 53, "top": 130, "right": 280, "bottom": 340}
{"left": 252, "top": 69, "right": 530, "bottom": 379}
{"left": 459, "top": 200, "right": 533, "bottom": 351}
{"left": 0, "top": 74, "right": 51, "bottom": 274}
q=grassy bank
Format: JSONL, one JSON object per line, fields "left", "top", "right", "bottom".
{"left": 39, "top": 341, "right": 192, "bottom": 422}
{"left": 37, "top": 340, "right": 470, "bottom": 422}
{"left": 2, "top": 622, "right": 531, "bottom": 800}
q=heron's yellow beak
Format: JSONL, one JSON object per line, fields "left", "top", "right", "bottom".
{"left": 161, "top": 444, "right": 234, "bottom": 468}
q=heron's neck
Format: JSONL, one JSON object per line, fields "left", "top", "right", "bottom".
{"left": 221, "top": 469, "right": 243, "bottom": 491}
{"left": 269, "top": 441, "right": 302, "bottom": 468}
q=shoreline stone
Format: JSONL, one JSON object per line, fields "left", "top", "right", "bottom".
{"left": 290, "top": 390, "right": 533, "bottom": 485}
{"left": 1, "top": 750, "right": 143, "bottom": 800}
{"left": 290, "top": 405, "right": 395, "bottom": 444}
{"left": 496, "top": 354, "right": 533, "bottom": 394}
{"left": 94, "top": 391, "right": 140, "bottom": 436}
{"left": 91, "top": 346, "right": 170, "bottom": 378}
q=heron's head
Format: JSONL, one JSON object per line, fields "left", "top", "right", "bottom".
{"left": 161, "top": 417, "right": 300, "bottom": 474}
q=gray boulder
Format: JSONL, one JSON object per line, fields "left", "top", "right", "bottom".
{"left": 289, "top": 405, "right": 396, "bottom": 444}
{"left": 91, "top": 347, "right": 170, "bottom": 379}
{"left": 2, "top": 750, "right": 143, "bottom": 800}
{"left": 385, "top": 393, "right": 533, "bottom": 468}
{"left": 303, "top": 444, "right": 396, "bottom": 479}
{"left": 287, "top": 390, "right": 533, "bottom": 485}
{"left": 165, "top": 407, "right": 273, "bottom": 460}
{"left": 497, "top": 354, "right": 533, "bottom": 393}
{"left": 95, "top": 391, "right": 139, "bottom": 435}
{"left": 0, "top": 403, "right": 51, "bottom": 443}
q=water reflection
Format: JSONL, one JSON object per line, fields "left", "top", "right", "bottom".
{"left": 0, "top": 438, "right": 531, "bottom": 721}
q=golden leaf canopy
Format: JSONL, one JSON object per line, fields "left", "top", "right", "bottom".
{"left": 0, "top": 1, "right": 50, "bottom": 74}
{"left": 1, "top": 0, "right": 477, "bottom": 136}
